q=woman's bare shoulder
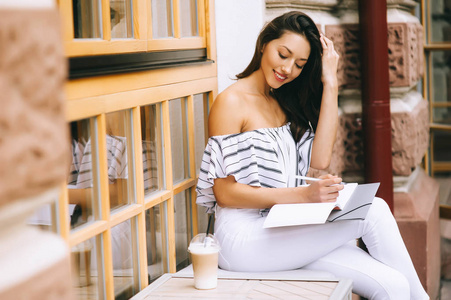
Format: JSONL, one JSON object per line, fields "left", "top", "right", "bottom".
{"left": 208, "top": 83, "right": 249, "bottom": 136}
{"left": 214, "top": 83, "right": 245, "bottom": 108}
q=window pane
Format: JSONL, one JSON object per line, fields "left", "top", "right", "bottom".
{"left": 432, "top": 51, "right": 451, "bottom": 124}
{"left": 27, "top": 200, "right": 58, "bottom": 233}
{"left": 71, "top": 236, "right": 105, "bottom": 300}
{"left": 433, "top": 130, "right": 451, "bottom": 162}
{"left": 193, "top": 93, "right": 207, "bottom": 176}
{"left": 68, "top": 119, "right": 97, "bottom": 230}
{"left": 430, "top": 1, "right": 451, "bottom": 42}
{"left": 179, "top": 0, "right": 198, "bottom": 37}
{"left": 151, "top": 0, "right": 174, "bottom": 38}
{"left": 174, "top": 189, "right": 192, "bottom": 271}
{"left": 110, "top": 0, "right": 134, "bottom": 39}
{"left": 141, "top": 104, "right": 164, "bottom": 196}
{"left": 193, "top": 93, "right": 209, "bottom": 233}
{"left": 105, "top": 110, "right": 134, "bottom": 211}
{"left": 73, "top": 0, "right": 102, "bottom": 39}
{"left": 111, "top": 219, "right": 139, "bottom": 299}
{"left": 146, "top": 204, "right": 168, "bottom": 283}
{"left": 169, "top": 98, "right": 190, "bottom": 184}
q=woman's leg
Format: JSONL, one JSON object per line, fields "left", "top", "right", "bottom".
{"left": 215, "top": 198, "right": 428, "bottom": 299}
{"left": 303, "top": 242, "right": 411, "bottom": 300}
{"left": 357, "top": 197, "right": 428, "bottom": 299}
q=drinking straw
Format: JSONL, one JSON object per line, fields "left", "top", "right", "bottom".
{"left": 204, "top": 214, "right": 213, "bottom": 247}
{"left": 206, "top": 213, "right": 213, "bottom": 235}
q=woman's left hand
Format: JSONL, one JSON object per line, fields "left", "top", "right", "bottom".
{"left": 320, "top": 34, "right": 339, "bottom": 86}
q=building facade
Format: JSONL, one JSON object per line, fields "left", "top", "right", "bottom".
{"left": 0, "top": 0, "right": 449, "bottom": 299}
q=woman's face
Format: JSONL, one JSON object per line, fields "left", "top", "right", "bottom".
{"left": 260, "top": 31, "right": 311, "bottom": 89}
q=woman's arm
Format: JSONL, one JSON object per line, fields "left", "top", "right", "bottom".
{"left": 310, "top": 35, "right": 340, "bottom": 170}
{"left": 213, "top": 175, "right": 343, "bottom": 209}
{"left": 208, "top": 82, "right": 343, "bottom": 209}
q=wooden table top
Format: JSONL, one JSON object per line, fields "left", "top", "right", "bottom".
{"left": 132, "top": 274, "right": 353, "bottom": 300}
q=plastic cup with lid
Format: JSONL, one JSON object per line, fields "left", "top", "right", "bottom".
{"left": 187, "top": 233, "right": 221, "bottom": 289}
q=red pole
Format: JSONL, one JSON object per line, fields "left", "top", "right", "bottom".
{"left": 358, "top": 0, "right": 394, "bottom": 211}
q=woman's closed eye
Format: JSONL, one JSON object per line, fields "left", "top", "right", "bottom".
{"left": 279, "top": 53, "right": 304, "bottom": 70}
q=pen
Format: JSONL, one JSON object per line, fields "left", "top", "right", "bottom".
{"left": 295, "top": 175, "right": 321, "bottom": 181}
{"left": 295, "top": 175, "right": 346, "bottom": 185}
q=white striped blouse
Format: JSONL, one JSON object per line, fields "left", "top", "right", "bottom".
{"left": 196, "top": 123, "right": 314, "bottom": 214}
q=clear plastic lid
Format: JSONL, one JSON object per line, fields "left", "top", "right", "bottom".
{"left": 188, "top": 233, "right": 220, "bottom": 253}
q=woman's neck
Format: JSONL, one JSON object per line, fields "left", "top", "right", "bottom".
{"left": 247, "top": 69, "right": 271, "bottom": 98}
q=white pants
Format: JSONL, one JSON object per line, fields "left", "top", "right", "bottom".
{"left": 214, "top": 198, "right": 429, "bottom": 300}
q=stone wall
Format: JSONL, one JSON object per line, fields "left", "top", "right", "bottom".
{"left": 0, "top": 2, "right": 73, "bottom": 299}
{"left": 0, "top": 9, "right": 68, "bottom": 206}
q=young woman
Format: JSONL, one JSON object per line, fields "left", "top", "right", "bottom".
{"left": 196, "top": 11, "right": 428, "bottom": 300}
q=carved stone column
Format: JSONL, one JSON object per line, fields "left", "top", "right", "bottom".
{"left": 265, "top": 0, "right": 340, "bottom": 30}
{"left": 325, "top": 0, "right": 362, "bottom": 179}
{"left": 387, "top": 2, "right": 440, "bottom": 298}
{"left": 325, "top": 0, "right": 430, "bottom": 180}
{"left": 0, "top": 1, "right": 73, "bottom": 299}
{"left": 330, "top": 0, "right": 439, "bottom": 297}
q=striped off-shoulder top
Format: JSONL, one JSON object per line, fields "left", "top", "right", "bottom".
{"left": 196, "top": 123, "right": 315, "bottom": 214}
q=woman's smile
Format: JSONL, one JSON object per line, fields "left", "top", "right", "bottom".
{"left": 273, "top": 70, "right": 287, "bottom": 82}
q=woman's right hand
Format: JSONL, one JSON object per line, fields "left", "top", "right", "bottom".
{"left": 303, "top": 176, "right": 344, "bottom": 203}
{"left": 320, "top": 34, "right": 339, "bottom": 87}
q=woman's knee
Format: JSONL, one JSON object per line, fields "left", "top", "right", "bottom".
{"left": 372, "top": 197, "right": 390, "bottom": 212}
{"left": 365, "top": 197, "right": 394, "bottom": 222}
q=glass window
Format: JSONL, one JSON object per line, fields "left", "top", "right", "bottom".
{"left": 68, "top": 119, "right": 97, "bottom": 230}
{"left": 193, "top": 93, "right": 210, "bottom": 234}
{"left": 111, "top": 219, "right": 139, "bottom": 299}
{"left": 431, "top": 51, "right": 451, "bottom": 124}
{"left": 110, "top": 0, "right": 134, "bottom": 39}
{"left": 169, "top": 98, "right": 190, "bottom": 184}
{"left": 174, "top": 189, "right": 193, "bottom": 271}
{"left": 179, "top": 0, "right": 198, "bottom": 37}
{"left": 73, "top": 0, "right": 102, "bottom": 39}
{"left": 141, "top": 104, "right": 164, "bottom": 196}
{"left": 27, "top": 200, "right": 58, "bottom": 233}
{"left": 430, "top": 0, "right": 451, "bottom": 43}
{"left": 193, "top": 93, "right": 208, "bottom": 176}
{"left": 71, "top": 236, "right": 105, "bottom": 300}
{"left": 105, "top": 110, "right": 135, "bottom": 211}
{"left": 151, "top": 0, "right": 174, "bottom": 38}
{"left": 433, "top": 130, "right": 451, "bottom": 163}
{"left": 146, "top": 203, "right": 168, "bottom": 283}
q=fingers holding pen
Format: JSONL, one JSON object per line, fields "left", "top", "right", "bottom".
{"left": 318, "top": 173, "right": 339, "bottom": 180}
{"left": 317, "top": 178, "right": 344, "bottom": 192}
{"left": 306, "top": 178, "right": 344, "bottom": 203}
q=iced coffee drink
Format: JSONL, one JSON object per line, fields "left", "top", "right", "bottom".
{"left": 188, "top": 233, "right": 220, "bottom": 290}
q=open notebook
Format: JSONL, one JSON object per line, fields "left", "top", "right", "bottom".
{"left": 263, "top": 182, "right": 380, "bottom": 228}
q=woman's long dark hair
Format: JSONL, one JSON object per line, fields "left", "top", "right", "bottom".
{"left": 236, "top": 11, "right": 323, "bottom": 142}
